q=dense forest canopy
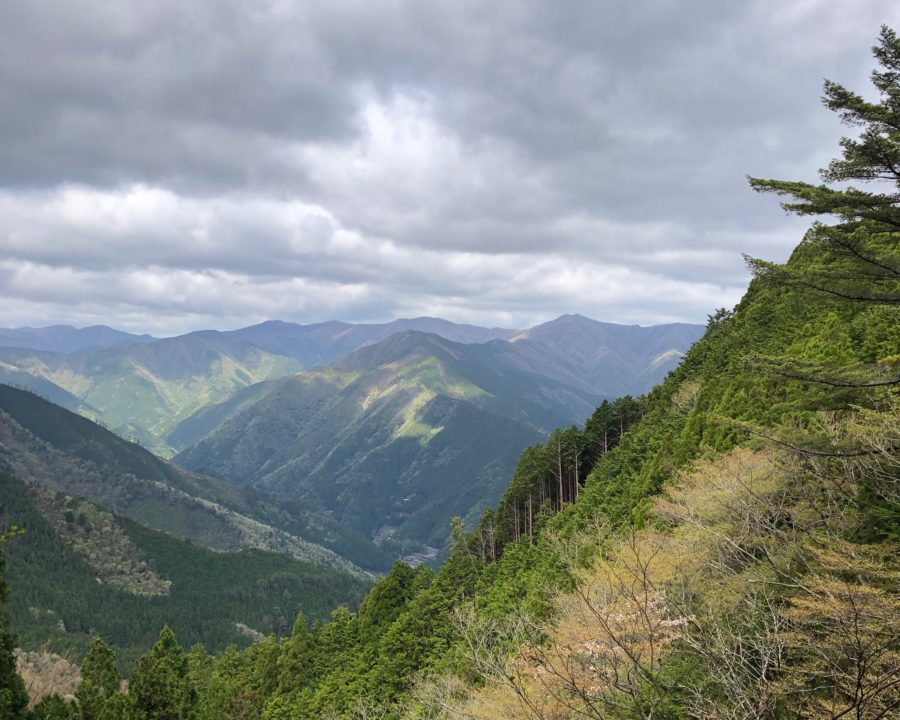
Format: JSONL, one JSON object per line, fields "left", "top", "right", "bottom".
{"left": 1, "top": 24, "right": 898, "bottom": 720}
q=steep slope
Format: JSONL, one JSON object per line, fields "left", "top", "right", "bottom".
{"left": 225, "top": 316, "right": 517, "bottom": 366}
{"left": 0, "top": 384, "right": 392, "bottom": 572}
{"left": 187, "top": 235, "right": 898, "bottom": 719}
{"left": 0, "top": 324, "right": 155, "bottom": 354}
{"left": 495, "top": 314, "right": 704, "bottom": 396}
{"left": 0, "top": 356, "right": 95, "bottom": 415}
{"left": 0, "top": 333, "right": 304, "bottom": 456}
{"left": 175, "top": 331, "right": 605, "bottom": 554}
{"left": 0, "top": 473, "right": 370, "bottom": 671}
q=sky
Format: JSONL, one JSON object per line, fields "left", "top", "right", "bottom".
{"left": 0, "top": 1, "right": 897, "bottom": 335}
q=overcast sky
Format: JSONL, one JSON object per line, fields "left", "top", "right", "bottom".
{"left": 0, "top": 0, "right": 896, "bottom": 335}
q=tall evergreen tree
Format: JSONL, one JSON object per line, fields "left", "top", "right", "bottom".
{"left": 30, "top": 694, "right": 78, "bottom": 720}
{"left": 0, "top": 536, "right": 28, "bottom": 720}
{"left": 129, "top": 626, "right": 197, "bottom": 720}
{"left": 75, "top": 638, "right": 120, "bottom": 720}
{"left": 747, "top": 25, "right": 900, "bottom": 401}
{"left": 747, "top": 26, "right": 900, "bottom": 309}
{"left": 275, "top": 614, "right": 315, "bottom": 695}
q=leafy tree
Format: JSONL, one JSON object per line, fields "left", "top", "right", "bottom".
{"left": 75, "top": 638, "right": 120, "bottom": 720}
{"left": 775, "top": 541, "right": 900, "bottom": 719}
{"left": 128, "top": 626, "right": 197, "bottom": 720}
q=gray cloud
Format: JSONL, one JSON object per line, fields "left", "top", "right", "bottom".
{"left": 0, "top": 0, "right": 897, "bottom": 334}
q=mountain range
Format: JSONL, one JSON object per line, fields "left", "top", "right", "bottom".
{"left": 0, "top": 315, "right": 703, "bottom": 557}
{"left": 174, "top": 330, "right": 604, "bottom": 552}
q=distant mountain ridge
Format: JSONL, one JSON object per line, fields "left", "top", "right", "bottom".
{"left": 0, "top": 324, "right": 155, "bottom": 354}
{"left": 225, "top": 317, "right": 517, "bottom": 366}
{"left": 0, "top": 314, "right": 702, "bottom": 468}
{"left": 501, "top": 314, "right": 704, "bottom": 396}
{"left": 174, "top": 330, "right": 609, "bottom": 554}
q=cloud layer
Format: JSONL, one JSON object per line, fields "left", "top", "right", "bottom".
{"left": 1, "top": 0, "right": 896, "bottom": 334}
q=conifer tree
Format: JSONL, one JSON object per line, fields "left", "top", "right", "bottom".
{"left": 96, "top": 693, "right": 134, "bottom": 720}
{"left": 0, "top": 537, "right": 29, "bottom": 720}
{"left": 30, "top": 694, "right": 78, "bottom": 720}
{"left": 747, "top": 26, "right": 900, "bottom": 309}
{"left": 276, "top": 614, "right": 315, "bottom": 694}
{"left": 75, "top": 637, "right": 120, "bottom": 720}
{"left": 129, "top": 626, "right": 197, "bottom": 720}
{"left": 747, "top": 25, "right": 900, "bottom": 409}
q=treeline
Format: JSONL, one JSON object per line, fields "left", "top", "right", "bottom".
{"left": 482, "top": 395, "right": 644, "bottom": 553}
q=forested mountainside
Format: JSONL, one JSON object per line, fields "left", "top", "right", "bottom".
{"left": 0, "top": 473, "right": 370, "bottom": 673}
{"left": 174, "top": 330, "right": 607, "bottom": 555}
{"left": 2, "top": 25, "right": 898, "bottom": 720}
{"left": 0, "top": 384, "right": 393, "bottom": 571}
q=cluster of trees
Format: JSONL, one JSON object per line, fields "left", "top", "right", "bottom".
{"left": 4, "top": 628, "right": 198, "bottom": 719}
{"left": 485, "top": 396, "right": 644, "bottom": 551}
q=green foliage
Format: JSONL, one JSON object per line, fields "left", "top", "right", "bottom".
{"left": 275, "top": 615, "right": 314, "bottom": 694}
{"left": 76, "top": 638, "right": 121, "bottom": 720}
{"left": 30, "top": 694, "right": 78, "bottom": 720}
{"left": 493, "top": 395, "right": 644, "bottom": 550}
{"left": 129, "top": 627, "right": 197, "bottom": 720}
{"left": 747, "top": 25, "right": 900, "bottom": 309}
{"left": 96, "top": 693, "right": 134, "bottom": 720}
{"left": 0, "top": 540, "right": 28, "bottom": 720}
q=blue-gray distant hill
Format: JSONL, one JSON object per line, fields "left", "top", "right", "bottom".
{"left": 498, "top": 314, "right": 704, "bottom": 397}
{"left": 0, "top": 324, "right": 155, "bottom": 354}
{"left": 225, "top": 316, "right": 517, "bottom": 366}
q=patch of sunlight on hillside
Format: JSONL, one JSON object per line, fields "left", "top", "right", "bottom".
{"left": 391, "top": 388, "right": 443, "bottom": 445}
{"left": 393, "top": 356, "right": 487, "bottom": 400}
